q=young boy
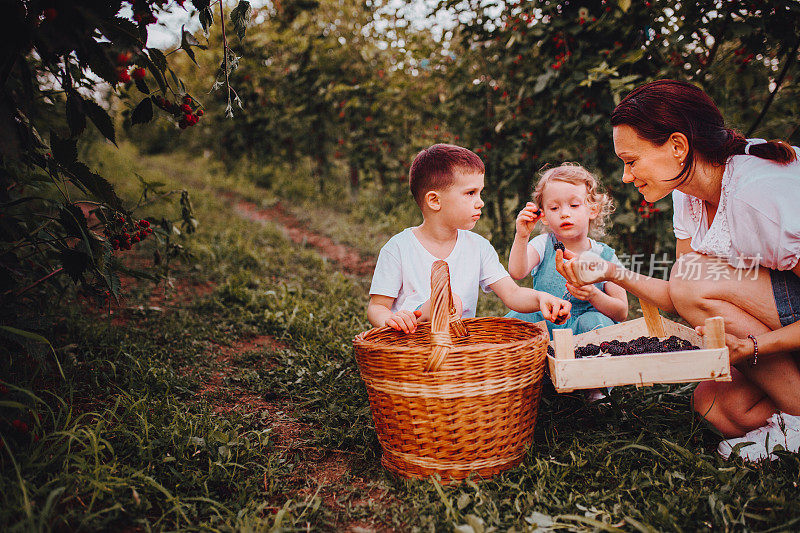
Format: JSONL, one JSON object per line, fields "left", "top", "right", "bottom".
{"left": 367, "top": 144, "right": 571, "bottom": 333}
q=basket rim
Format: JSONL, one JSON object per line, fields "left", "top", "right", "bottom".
{"left": 353, "top": 316, "right": 547, "bottom": 352}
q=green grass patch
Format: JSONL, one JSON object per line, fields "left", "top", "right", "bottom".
{"left": 1, "top": 143, "right": 798, "bottom": 531}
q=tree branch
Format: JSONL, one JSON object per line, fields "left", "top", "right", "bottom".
{"left": 746, "top": 36, "right": 800, "bottom": 137}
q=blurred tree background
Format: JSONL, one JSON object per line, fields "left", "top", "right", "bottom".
{"left": 152, "top": 0, "right": 800, "bottom": 257}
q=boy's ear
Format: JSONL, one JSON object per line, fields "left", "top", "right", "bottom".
{"left": 425, "top": 190, "right": 441, "bottom": 211}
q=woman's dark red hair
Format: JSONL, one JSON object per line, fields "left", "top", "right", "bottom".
{"left": 611, "top": 79, "right": 796, "bottom": 182}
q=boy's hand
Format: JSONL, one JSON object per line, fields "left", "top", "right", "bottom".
{"left": 565, "top": 282, "right": 598, "bottom": 302}
{"left": 385, "top": 309, "right": 423, "bottom": 334}
{"left": 538, "top": 293, "right": 571, "bottom": 324}
{"left": 515, "top": 202, "right": 544, "bottom": 238}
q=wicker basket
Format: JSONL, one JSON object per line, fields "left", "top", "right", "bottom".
{"left": 353, "top": 260, "right": 549, "bottom": 481}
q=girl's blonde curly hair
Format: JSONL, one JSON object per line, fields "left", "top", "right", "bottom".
{"left": 532, "top": 163, "right": 614, "bottom": 238}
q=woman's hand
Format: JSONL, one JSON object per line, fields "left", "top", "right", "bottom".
{"left": 515, "top": 202, "right": 544, "bottom": 238}
{"left": 694, "top": 325, "right": 755, "bottom": 363}
{"left": 555, "top": 248, "right": 616, "bottom": 286}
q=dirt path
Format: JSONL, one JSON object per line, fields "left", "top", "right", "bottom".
{"left": 201, "top": 192, "right": 396, "bottom": 532}
{"left": 227, "top": 195, "right": 376, "bottom": 278}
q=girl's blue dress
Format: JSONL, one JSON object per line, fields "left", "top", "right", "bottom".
{"left": 506, "top": 234, "right": 620, "bottom": 335}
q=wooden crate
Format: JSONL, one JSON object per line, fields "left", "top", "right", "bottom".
{"left": 546, "top": 300, "right": 731, "bottom": 393}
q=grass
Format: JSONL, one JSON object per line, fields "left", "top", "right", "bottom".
{"left": 1, "top": 142, "right": 798, "bottom": 531}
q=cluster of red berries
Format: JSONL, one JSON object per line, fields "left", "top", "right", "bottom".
{"left": 153, "top": 95, "right": 204, "bottom": 129}
{"left": 733, "top": 48, "right": 754, "bottom": 65}
{"left": 475, "top": 142, "right": 492, "bottom": 154}
{"left": 550, "top": 34, "right": 575, "bottom": 69}
{"left": 637, "top": 200, "right": 660, "bottom": 219}
{"left": 41, "top": 7, "right": 58, "bottom": 21}
{"left": 115, "top": 51, "right": 147, "bottom": 84}
{"left": 133, "top": 10, "right": 158, "bottom": 25}
{"left": 105, "top": 216, "right": 153, "bottom": 251}
{"left": 503, "top": 10, "right": 534, "bottom": 34}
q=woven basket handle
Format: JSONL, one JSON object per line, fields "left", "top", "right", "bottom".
{"left": 424, "top": 260, "right": 469, "bottom": 372}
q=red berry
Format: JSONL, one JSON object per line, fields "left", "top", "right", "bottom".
{"left": 117, "top": 52, "right": 131, "bottom": 66}
{"left": 118, "top": 70, "right": 131, "bottom": 84}
{"left": 139, "top": 219, "right": 149, "bottom": 228}
{"left": 196, "top": 109, "right": 204, "bottom": 117}
{"left": 183, "top": 95, "right": 192, "bottom": 104}
{"left": 131, "top": 235, "right": 140, "bottom": 243}
{"left": 181, "top": 104, "right": 192, "bottom": 114}
{"left": 42, "top": 8, "right": 57, "bottom": 21}
{"left": 12, "top": 419, "right": 28, "bottom": 433}
{"left": 132, "top": 67, "right": 146, "bottom": 80}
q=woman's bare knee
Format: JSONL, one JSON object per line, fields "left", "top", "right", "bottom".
{"left": 692, "top": 381, "right": 719, "bottom": 418}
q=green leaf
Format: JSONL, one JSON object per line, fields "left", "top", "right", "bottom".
{"left": 148, "top": 48, "right": 167, "bottom": 72}
{"left": 65, "top": 90, "right": 86, "bottom": 137}
{"left": 83, "top": 40, "right": 119, "bottom": 86}
{"left": 199, "top": 7, "right": 214, "bottom": 34}
{"left": 98, "top": 17, "right": 142, "bottom": 49}
{"left": 180, "top": 25, "right": 200, "bottom": 65}
{"left": 134, "top": 76, "right": 150, "bottom": 95}
{"left": 140, "top": 52, "right": 168, "bottom": 94}
{"left": 0, "top": 326, "right": 53, "bottom": 346}
{"left": 131, "top": 97, "right": 154, "bottom": 125}
{"left": 59, "top": 249, "right": 90, "bottom": 282}
{"left": 50, "top": 131, "right": 78, "bottom": 166}
{"left": 231, "top": 1, "right": 252, "bottom": 41}
{"left": 58, "top": 204, "right": 89, "bottom": 240}
{"left": 68, "top": 162, "right": 125, "bottom": 210}
{"left": 82, "top": 98, "right": 116, "bottom": 145}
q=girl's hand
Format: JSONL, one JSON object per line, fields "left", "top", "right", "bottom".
{"left": 538, "top": 293, "right": 571, "bottom": 324}
{"left": 515, "top": 202, "right": 544, "bottom": 238}
{"left": 385, "top": 309, "right": 423, "bottom": 333}
{"left": 565, "top": 282, "right": 598, "bottom": 301}
{"left": 694, "top": 325, "right": 755, "bottom": 363}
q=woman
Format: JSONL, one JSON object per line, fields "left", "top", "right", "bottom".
{"left": 556, "top": 79, "right": 800, "bottom": 462}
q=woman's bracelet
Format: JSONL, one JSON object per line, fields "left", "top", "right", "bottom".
{"left": 747, "top": 334, "right": 758, "bottom": 366}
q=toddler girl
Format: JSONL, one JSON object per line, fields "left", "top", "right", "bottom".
{"left": 506, "top": 164, "right": 628, "bottom": 335}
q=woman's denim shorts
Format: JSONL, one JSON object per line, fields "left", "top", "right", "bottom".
{"left": 771, "top": 269, "right": 800, "bottom": 327}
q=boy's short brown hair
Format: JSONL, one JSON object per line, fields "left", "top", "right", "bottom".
{"left": 408, "top": 144, "right": 484, "bottom": 207}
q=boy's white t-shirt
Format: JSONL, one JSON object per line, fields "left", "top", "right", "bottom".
{"left": 369, "top": 227, "right": 509, "bottom": 318}
{"left": 672, "top": 149, "right": 800, "bottom": 270}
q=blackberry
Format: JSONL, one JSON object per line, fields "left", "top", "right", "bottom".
{"left": 607, "top": 344, "right": 628, "bottom": 356}
{"left": 599, "top": 341, "right": 611, "bottom": 351}
{"left": 547, "top": 345, "right": 555, "bottom": 357}
{"left": 583, "top": 344, "right": 601, "bottom": 356}
{"left": 553, "top": 240, "right": 566, "bottom": 253}
{"left": 574, "top": 346, "right": 586, "bottom": 358}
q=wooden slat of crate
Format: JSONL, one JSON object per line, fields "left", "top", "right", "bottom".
{"left": 548, "top": 347, "right": 730, "bottom": 390}
{"left": 545, "top": 306, "right": 731, "bottom": 393}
